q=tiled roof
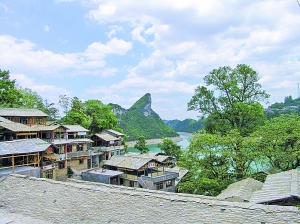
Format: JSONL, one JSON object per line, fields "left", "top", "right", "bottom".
{"left": 105, "top": 129, "right": 124, "bottom": 136}
{"left": 31, "top": 124, "right": 65, "bottom": 132}
{"left": 250, "top": 169, "right": 300, "bottom": 204}
{"left": 0, "top": 108, "right": 48, "bottom": 117}
{"left": 0, "top": 138, "right": 50, "bottom": 156}
{"left": 124, "top": 152, "right": 173, "bottom": 163}
{"left": 94, "top": 133, "right": 119, "bottom": 142}
{"left": 104, "top": 155, "right": 154, "bottom": 170}
{"left": 0, "top": 121, "right": 35, "bottom": 132}
{"left": 62, "top": 125, "right": 89, "bottom": 132}
{"left": 217, "top": 178, "right": 263, "bottom": 202}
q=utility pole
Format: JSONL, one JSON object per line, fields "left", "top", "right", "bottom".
{"left": 298, "top": 83, "right": 300, "bottom": 99}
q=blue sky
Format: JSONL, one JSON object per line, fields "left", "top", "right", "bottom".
{"left": 1, "top": 0, "right": 300, "bottom": 120}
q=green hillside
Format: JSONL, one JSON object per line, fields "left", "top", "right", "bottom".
{"left": 164, "top": 118, "right": 205, "bottom": 133}
{"left": 265, "top": 95, "right": 300, "bottom": 119}
{"left": 110, "top": 93, "right": 179, "bottom": 141}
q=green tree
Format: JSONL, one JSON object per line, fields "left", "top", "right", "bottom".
{"left": 253, "top": 113, "right": 300, "bottom": 171}
{"left": 20, "top": 88, "right": 59, "bottom": 120}
{"left": 85, "top": 99, "right": 118, "bottom": 133}
{"left": 188, "top": 64, "right": 269, "bottom": 136}
{"left": 0, "top": 69, "right": 22, "bottom": 107}
{"left": 178, "top": 129, "right": 258, "bottom": 195}
{"left": 134, "top": 136, "right": 149, "bottom": 154}
{"left": 157, "top": 138, "right": 182, "bottom": 160}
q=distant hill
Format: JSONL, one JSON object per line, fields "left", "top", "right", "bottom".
{"left": 164, "top": 118, "right": 205, "bottom": 133}
{"left": 265, "top": 95, "right": 300, "bottom": 119}
{"left": 109, "top": 93, "right": 179, "bottom": 141}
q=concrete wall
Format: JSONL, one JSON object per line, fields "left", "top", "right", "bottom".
{"left": 0, "top": 174, "right": 300, "bottom": 224}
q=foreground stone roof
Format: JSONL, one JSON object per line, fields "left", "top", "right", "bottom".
{"left": 250, "top": 169, "right": 300, "bottom": 204}
{"left": 217, "top": 178, "right": 263, "bottom": 202}
{"left": 0, "top": 174, "right": 299, "bottom": 224}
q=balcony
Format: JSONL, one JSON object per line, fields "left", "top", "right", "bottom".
{"left": 140, "top": 171, "right": 179, "bottom": 183}
{"left": 92, "top": 145, "right": 124, "bottom": 152}
{"left": 66, "top": 151, "right": 90, "bottom": 159}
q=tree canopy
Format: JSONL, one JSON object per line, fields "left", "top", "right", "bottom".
{"left": 62, "top": 98, "right": 118, "bottom": 133}
{"left": 179, "top": 64, "right": 270, "bottom": 196}
{"left": 157, "top": 138, "right": 182, "bottom": 160}
{"left": 134, "top": 136, "right": 149, "bottom": 154}
{"left": 0, "top": 69, "right": 22, "bottom": 107}
{"left": 188, "top": 64, "right": 269, "bottom": 136}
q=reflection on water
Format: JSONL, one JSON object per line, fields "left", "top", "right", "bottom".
{"left": 127, "top": 133, "right": 193, "bottom": 153}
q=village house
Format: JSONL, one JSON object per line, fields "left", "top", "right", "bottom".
{"left": 89, "top": 129, "right": 125, "bottom": 167}
{"left": 0, "top": 138, "right": 52, "bottom": 178}
{"left": 0, "top": 108, "right": 94, "bottom": 181}
{"left": 84, "top": 153, "right": 179, "bottom": 192}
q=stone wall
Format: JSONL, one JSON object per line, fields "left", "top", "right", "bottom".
{"left": 0, "top": 174, "right": 299, "bottom": 224}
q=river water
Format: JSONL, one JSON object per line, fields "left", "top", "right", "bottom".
{"left": 127, "top": 133, "right": 193, "bottom": 153}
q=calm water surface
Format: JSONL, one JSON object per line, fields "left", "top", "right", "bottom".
{"left": 128, "top": 133, "right": 192, "bottom": 153}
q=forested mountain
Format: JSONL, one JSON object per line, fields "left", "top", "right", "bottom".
{"left": 109, "top": 93, "right": 179, "bottom": 141}
{"left": 164, "top": 118, "right": 205, "bottom": 133}
{"left": 265, "top": 95, "right": 300, "bottom": 119}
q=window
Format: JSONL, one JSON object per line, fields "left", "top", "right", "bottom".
{"left": 79, "top": 159, "right": 84, "bottom": 165}
{"left": 166, "top": 180, "right": 173, "bottom": 188}
{"left": 57, "top": 161, "right": 65, "bottom": 169}
{"left": 111, "top": 152, "right": 114, "bottom": 157}
{"left": 156, "top": 182, "right": 164, "bottom": 190}
{"left": 77, "top": 144, "right": 83, "bottom": 152}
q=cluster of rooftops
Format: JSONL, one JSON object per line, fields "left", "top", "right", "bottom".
{"left": 0, "top": 108, "right": 299, "bottom": 206}
{"left": 0, "top": 108, "right": 186, "bottom": 192}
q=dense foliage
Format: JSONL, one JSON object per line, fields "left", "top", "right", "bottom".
{"left": 164, "top": 118, "right": 205, "bottom": 133}
{"left": 111, "top": 93, "right": 179, "bottom": 141}
{"left": 62, "top": 98, "right": 118, "bottom": 134}
{"left": 0, "top": 70, "right": 22, "bottom": 107}
{"left": 157, "top": 138, "right": 182, "bottom": 160}
{"left": 179, "top": 64, "right": 270, "bottom": 195}
{"left": 188, "top": 64, "right": 269, "bottom": 136}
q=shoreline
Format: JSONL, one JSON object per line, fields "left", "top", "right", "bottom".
{"left": 126, "top": 136, "right": 183, "bottom": 147}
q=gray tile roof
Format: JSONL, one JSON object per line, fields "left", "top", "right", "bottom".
{"left": 62, "top": 125, "right": 89, "bottom": 133}
{"left": 0, "top": 117, "right": 13, "bottom": 123}
{"left": 0, "top": 108, "right": 48, "bottom": 117}
{"left": 104, "top": 155, "right": 154, "bottom": 170}
{"left": 105, "top": 129, "right": 124, "bottom": 136}
{"left": 93, "top": 133, "right": 119, "bottom": 142}
{"left": 0, "top": 121, "right": 35, "bottom": 132}
{"left": 250, "top": 169, "right": 300, "bottom": 204}
{"left": 124, "top": 152, "right": 173, "bottom": 163}
{"left": 31, "top": 124, "right": 65, "bottom": 132}
{"left": 0, "top": 138, "right": 50, "bottom": 156}
{"left": 217, "top": 178, "right": 263, "bottom": 202}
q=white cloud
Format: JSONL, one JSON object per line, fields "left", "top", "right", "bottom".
{"left": 11, "top": 73, "right": 70, "bottom": 102}
{"left": 106, "top": 25, "right": 123, "bottom": 38}
{"left": 0, "top": 35, "right": 131, "bottom": 77}
{"left": 44, "top": 25, "right": 50, "bottom": 32}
